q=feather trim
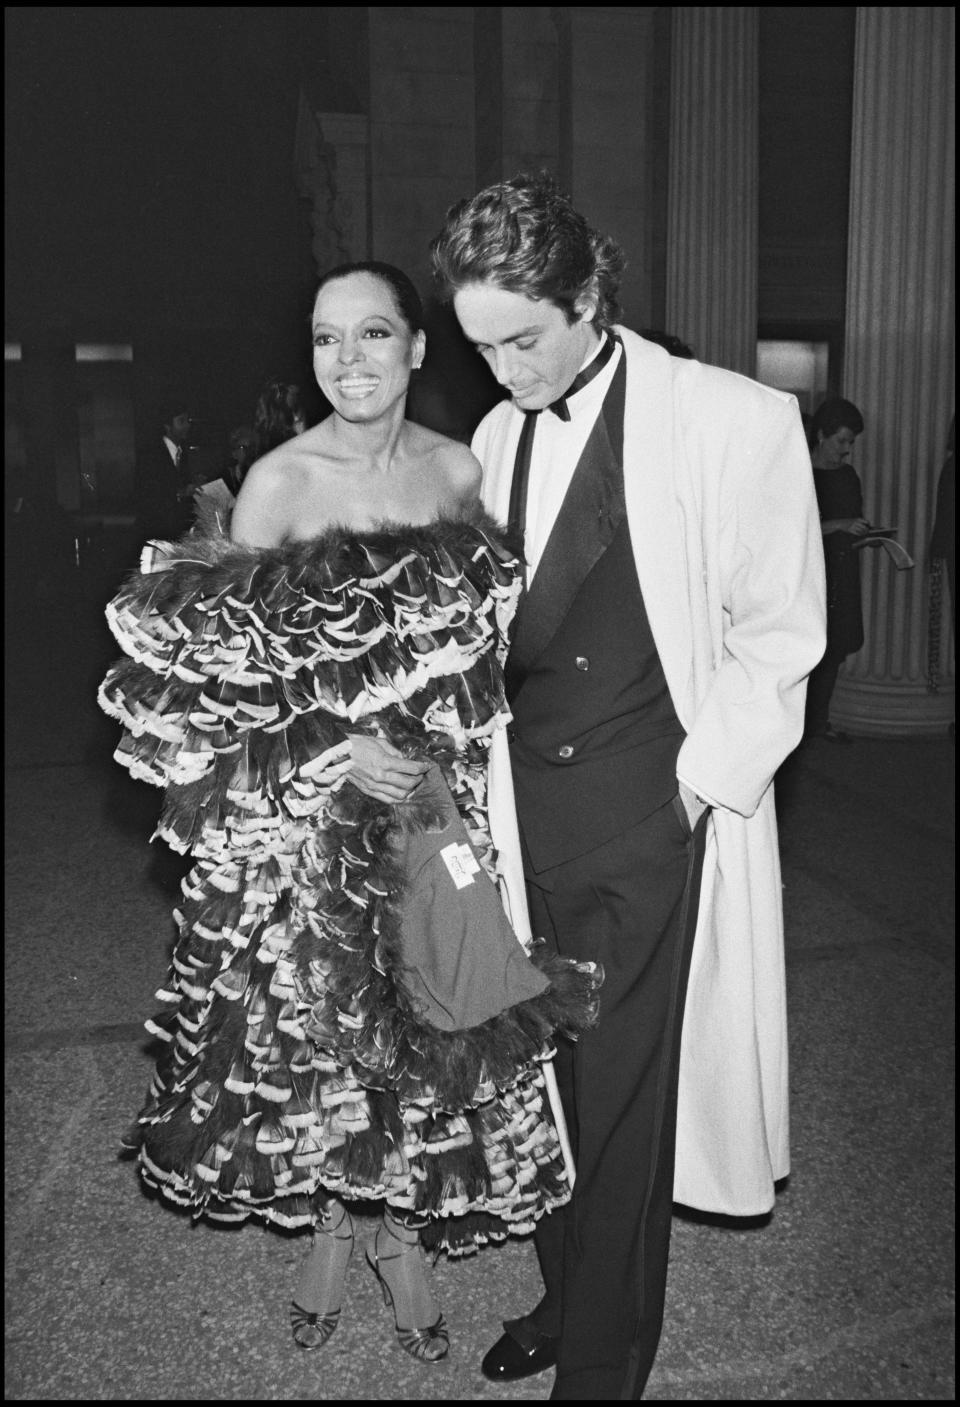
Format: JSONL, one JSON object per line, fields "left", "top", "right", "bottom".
{"left": 102, "top": 514, "right": 600, "bottom": 1241}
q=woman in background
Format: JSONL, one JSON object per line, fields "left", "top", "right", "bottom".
{"left": 804, "top": 397, "right": 869, "bottom": 743}
{"left": 192, "top": 423, "right": 256, "bottom": 528}
{"left": 193, "top": 380, "right": 308, "bottom": 530}
{"left": 252, "top": 376, "right": 309, "bottom": 457}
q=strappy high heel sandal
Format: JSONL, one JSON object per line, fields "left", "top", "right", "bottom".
{"left": 365, "top": 1214, "right": 449, "bottom": 1363}
{"left": 289, "top": 1199, "right": 355, "bottom": 1350}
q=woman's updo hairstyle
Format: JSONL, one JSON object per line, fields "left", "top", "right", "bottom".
{"left": 314, "top": 260, "right": 424, "bottom": 334}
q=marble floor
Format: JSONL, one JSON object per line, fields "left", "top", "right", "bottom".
{"left": 4, "top": 558, "right": 955, "bottom": 1401}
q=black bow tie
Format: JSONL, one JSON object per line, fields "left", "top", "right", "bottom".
{"left": 547, "top": 334, "right": 616, "bottom": 420}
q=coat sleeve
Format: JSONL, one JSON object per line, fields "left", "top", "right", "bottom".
{"left": 676, "top": 395, "right": 827, "bottom": 815}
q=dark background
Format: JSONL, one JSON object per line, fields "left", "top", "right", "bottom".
{"left": 5, "top": 6, "right": 856, "bottom": 519}
{"left": 5, "top": 7, "right": 329, "bottom": 440}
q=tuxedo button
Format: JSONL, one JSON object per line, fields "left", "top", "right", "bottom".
{"left": 558, "top": 745, "right": 575, "bottom": 759}
{"left": 575, "top": 656, "right": 589, "bottom": 671}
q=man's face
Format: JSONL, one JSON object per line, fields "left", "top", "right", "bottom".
{"left": 452, "top": 282, "right": 599, "bottom": 411}
{"left": 166, "top": 412, "right": 192, "bottom": 445}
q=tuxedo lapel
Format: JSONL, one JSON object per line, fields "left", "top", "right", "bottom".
{"left": 507, "top": 356, "right": 627, "bottom": 693}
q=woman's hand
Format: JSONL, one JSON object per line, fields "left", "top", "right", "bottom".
{"left": 346, "top": 735, "right": 430, "bottom": 803}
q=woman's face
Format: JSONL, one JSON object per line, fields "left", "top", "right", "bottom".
{"left": 311, "top": 272, "right": 424, "bottom": 422}
{"left": 817, "top": 425, "right": 859, "bottom": 469}
{"left": 230, "top": 432, "right": 253, "bottom": 462}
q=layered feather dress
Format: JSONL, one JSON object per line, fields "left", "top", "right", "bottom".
{"left": 98, "top": 510, "right": 600, "bottom": 1250}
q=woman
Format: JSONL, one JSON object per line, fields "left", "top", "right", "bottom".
{"left": 251, "top": 376, "right": 309, "bottom": 458}
{"left": 805, "top": 397, "right": 868, "bottom": 743}
{"left": 929, "top": 415, "right": 955, "bottom": 638}
{"left": 194, "top": 379, "right": 309, "bottom": 532}
{"left": 99, "top": 261, "right": 598, "bottom": 1364}
{"left": 192, "top": 424, "right": 256, "bottom": 529}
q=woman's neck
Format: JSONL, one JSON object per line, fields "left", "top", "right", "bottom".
{"left": 330, "top": 399, "right": 407, "bottom": 471}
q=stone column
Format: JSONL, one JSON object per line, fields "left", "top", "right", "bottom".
{"left": 665, "top": 7, "right": 758, "bottom": 374}
{"left": 367, "top": 6, "right": 475, "bottom": 286}
{"left": 472, "top": 8, "right": 564, "bottom": 188}
{"left": 294, "top": 91, "right": 367, "bottom": 273}
{"left": 568, "top": 6, "right": 658, "bottom": 328}
{"left": 832, "top": 7, "right": 955, "bottom": 736}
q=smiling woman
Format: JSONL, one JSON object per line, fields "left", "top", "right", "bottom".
{"left": 230, "top": 263, "right": 461, "bottom": 545}
{"left": 97, "top": 255, "right": 601, "bottom": 1363}
{"left": 310, "top": 268, "right": 425, "bottom": 420}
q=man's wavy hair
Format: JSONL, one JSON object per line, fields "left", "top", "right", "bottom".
{"left": 430, "top": 172, "right": 626, "bottom": 330}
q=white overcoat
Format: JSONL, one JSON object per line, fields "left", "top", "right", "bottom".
{"left": 477, "top": 328, "right": 827, "bottom": 1216}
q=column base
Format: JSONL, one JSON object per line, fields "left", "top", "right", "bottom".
{"left": 831, "top": 675, "right": 955, "bottom": 737}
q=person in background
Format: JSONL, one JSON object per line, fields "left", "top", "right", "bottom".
{"left": 928, "top": 415, "right": 955, "bottom": 739}
{"left": 929, "top": 414, "right": 956, "bottom": 636}
{"left": 192, "top": 424, "right": 256, "bottom": 530}
{"left": 638, "top": 329, "right": 696, "bottom": 360}
{"left": 252, "top": 377, "right": 309, "bottom": 458}
{"left": 135, "top": 402, "right": 197, "bottom": 542}
{"left": 192, "top": 377, "right": 308, "bottom": 533}
{"left": 223, "top": 424, "right": 258, "bottom": 495}
{"left": 804, "top": 397, "right": 869, "bottom": 744}
{"left": 430, "top": 171, "right": 826, "bottom": 1400}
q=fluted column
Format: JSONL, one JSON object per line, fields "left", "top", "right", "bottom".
{"left": 368, "top": 6, "right": 475, "bottom": 284}
{"left": 294, "top": 91, "right": 365, "bottom": 273}
{"left": 569, "top": 7, "right": 658, "bottom": 328}
{"left": 832, "top": 7, "right": 955, "bottom": 736}
{"left": 666, "top": 7, "right": 758, "bottom": 374}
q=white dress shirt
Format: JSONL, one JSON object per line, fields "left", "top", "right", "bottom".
{"left": 519, "top": 336, "right": 712, "bottom": 809}
{"left": 524, "top": 335, "right": 622, "bottom": 584}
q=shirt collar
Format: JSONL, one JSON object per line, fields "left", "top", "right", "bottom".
{"left": 562, "top": 333, "right": 621, "bottom": 422}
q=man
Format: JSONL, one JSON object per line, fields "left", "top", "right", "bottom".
{"left": 135, "top": 403, "right": 198, "bottom": 541}
{"left": 429, "top": 173, "right": 826, "bottom": 1400}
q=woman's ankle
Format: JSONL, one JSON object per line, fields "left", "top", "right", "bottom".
{"left": 373, "top": 1214, "right": 439, "bottom": 1328}
{"left": 293, "top": 1198, "right": 354, "bottom": 1314}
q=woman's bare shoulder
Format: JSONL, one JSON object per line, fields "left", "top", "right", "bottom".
{"left": 231, "top": 439, "right": 326, "bottom": 546}
{"left": 408, "top": 423, "right": 481, "bottom": 493}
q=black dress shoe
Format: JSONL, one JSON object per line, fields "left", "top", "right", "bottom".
{"left": 481, "top": 1316, "right": 559, "bottom": 1381}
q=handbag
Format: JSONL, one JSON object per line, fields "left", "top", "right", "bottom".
{"left": 392, "top": 764, "right": 549, "bottom": 1031}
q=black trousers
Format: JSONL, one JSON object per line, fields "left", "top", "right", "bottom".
{"left": 523, "top": 796, "right": 708, "bottom": 1400}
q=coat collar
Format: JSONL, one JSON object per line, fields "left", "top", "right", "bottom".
{"left": 479, "top": 329, "right": 697, "bottom": 724}
{"left": 617, "top": 326, "right": 695, "bottom": 723}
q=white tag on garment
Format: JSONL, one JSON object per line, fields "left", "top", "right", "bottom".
{"left": 440, "top": 841, "right": 481, "bottom": 889}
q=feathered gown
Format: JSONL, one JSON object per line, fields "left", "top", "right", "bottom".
{"left": 98, "top": 510, "right": 600, "bottom": 1249}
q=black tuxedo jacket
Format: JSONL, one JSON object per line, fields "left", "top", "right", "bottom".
{"left": 506, "top": 356, "right": 684, "bottom": 873}
{"left": 136, "top": 440, "right": 195, "bottom": 540}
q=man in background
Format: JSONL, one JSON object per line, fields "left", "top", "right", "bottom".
{"left": 135, "top": 402, "right": 198, "bottom": 542}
